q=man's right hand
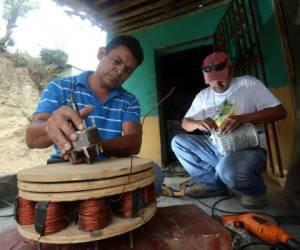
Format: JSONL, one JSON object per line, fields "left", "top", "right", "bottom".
{"left": 25, "top": 105, "right": 94, "bottom": 156}
{"left": 197, "top": 118, "right": 218, "bottom": 132}
{"left": 45, "top": 105, "right": 94, "bottom": 157}
{"left": 182, "top": 117, "right": 218, "bottom": 132}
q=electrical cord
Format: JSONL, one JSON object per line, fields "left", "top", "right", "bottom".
{"left": 197, "top": 194, "right": 300, "bottom": 250}
{"left": 141, "top": 87, "right": 175, "bottom": 127}
{"left": 239, "top": 241, "right": 296, "bottom": 250}
{"left": 0, "top": 200, "right": 14, "bottom": 218}
{"left": 0, "top": 200, "right": 13, "bottom": 208}
{"left": 197, "top": 192, "right": 280, "bottom": 225}
{"left": 239, "top": 242, "right": 272, "bottom": 250}
{"left": 0, "top": 213, "right": 14, "bottom": 218}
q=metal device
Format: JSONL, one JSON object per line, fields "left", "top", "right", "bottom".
{"left": 210, "top": 123, "right": 261, "bottom": 155}
{"left": 68, "top": 94, "right": 102, "bottom": 164}
{"left": 220, "top": 213, "right": 300, "bottom": 249}
{"left": 224, "top": 222, "right": 252, "bottom": 250}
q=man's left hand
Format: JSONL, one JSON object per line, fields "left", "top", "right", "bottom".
{"left": 219, "top": 115, "right": 244, "bottom": 134}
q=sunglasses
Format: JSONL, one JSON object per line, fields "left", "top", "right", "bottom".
{"left": 202, "top": 59, "right": 228, "bottom": 73}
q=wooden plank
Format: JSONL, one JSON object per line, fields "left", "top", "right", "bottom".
{"left": 114, "top": 0, "right": 230, "bottom": 34}
{"left": 98, "top": 0, "right": 149, "bottom": 16}
{"left": 18, "top": 203, "right": 156, "bottom": 244}
{"left": 18, "top": 168, "right": 153, "bottom": 192}
{"left": 17, "top": 157, "right": 153, "bottom": 183}
{"left": 113, "top": 0, "right": 194, "bottom": 30}
{"left": 108, "top": 0, "right": 178, "bottom": 23}
{"left": 19, "top": 176, "right": 155, "bottom": 202}
{"left": 117, "top": 1, "right": 202, "bottom": 33}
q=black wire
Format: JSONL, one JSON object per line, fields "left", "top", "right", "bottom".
{"left": 0, "top": 213, "right": 14, "bottom": 218}
{"left": 197, "top": 193, "right": 280, "bottom": 225}
{"left": 211, "top": 191, "right": 234, "bottom": 218}
{"left": 197, "top": 195, "right": 299, "bottom": 250}
{"left": 0, "top": 200, "right": 12, "bottom": 208}
{"left": 0, "top": 200, "right": 15, "bottom": 218}
{"left": 238, "top": 242, "right": 271, "bottom": 250}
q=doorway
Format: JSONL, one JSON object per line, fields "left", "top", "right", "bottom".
{"left": 156, "top": 44, "right": 214, "bottom": 167}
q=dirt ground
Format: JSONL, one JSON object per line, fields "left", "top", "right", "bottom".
{"left": 0, "top": 54, "right": 52, "bottom": 175}
{"left": 0, "top": 104, "right": 52, "bottom": 174}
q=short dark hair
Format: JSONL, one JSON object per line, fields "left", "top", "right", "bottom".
{"left": 106, "top": 35, "right": 144, "bottom": 66}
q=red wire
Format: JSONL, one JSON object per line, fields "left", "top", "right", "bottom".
{"left": 17, "top": 199, "right": 66, "bottom": 235}
{"left": 43, "top": 202, "right": 67, "bottom": 235}
{"left": 79, "top": 198, "right": 111, "bottom": 232}
{"left": 143, "top": 183, "right": 156, "bottom": 206}
{"left": 141, "top": 86, "right": 175, "bottom": 127}
{"left": 17, "top": 198, "right": 35, "bottom": 225}
{"left": 112, "top": 190, "right": 144, "bottom": 218}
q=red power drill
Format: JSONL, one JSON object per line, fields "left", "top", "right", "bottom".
{"left": 220, "top": 213, "right": 300, "bottom": 249}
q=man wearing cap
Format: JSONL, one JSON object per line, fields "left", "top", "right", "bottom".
{"left": 171, "top": 51, "right": 286, "bottom": 209}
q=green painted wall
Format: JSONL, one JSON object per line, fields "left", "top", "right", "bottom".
{"left": 117, "top": 6, "right": 228, "bottom": 116}
{"left": 254, "top": 0, "right": 287, "bottom": 88}
{"left": 108, "top": 0, "right": 287, "bottom": 115}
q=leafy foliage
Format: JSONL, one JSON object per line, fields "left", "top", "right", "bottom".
{"left": 40, "top": 48, "right": 69, "bottom": 69}
{"left": 2, "top": 0, "right": 39, "bottom": 20}
{"left": 11, "top": 50, "right": 30, "bottom": 66}
{"left": 1, "top": 0, "right": 39, "bottom": 51}
{"left": 27, "top": 57, "right": 62, "bottom": 93}
{"left": 7, "top": 48, "right": 69, "bottom": 94}
{"left": 0, "top": 37, "right": 15, "bottom": 52}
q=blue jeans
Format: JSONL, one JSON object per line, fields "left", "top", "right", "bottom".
{"left": 171, "top": 134, "right": 267, "bottom": 196}
{"left": 152, "top": 164, "right": 164, "bottom": 197}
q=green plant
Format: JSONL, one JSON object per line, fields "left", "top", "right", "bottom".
{"left": 11, "top": 50, "right": 30, "bottom": 67}
{"left": 1, "top": 0, "right": 39, "bottom": 51}
{"left": 0, "top": 38, "right": 6, "bottom": 52}
{"left": 27, "top": 57, "right": 60, "bottom": 93}
{"left": 27, "top": 58, "right": 49, "bottom": 91}
{"left": 40, "top": 48, "right": 68, "bottom": 69}
{"left": 0, "top": 37, "right": 14, "bottom": 52}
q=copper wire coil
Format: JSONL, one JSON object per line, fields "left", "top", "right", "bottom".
{"left": 43, "top": 202, "right": 67, "bottom": 235}
{"left": 79, "top": 198, "right": 112, "bottom": 232}
{"left": 17, "top": 198, "right": 35, "bottom": 225}
{"left": 143, "top": 183, "right": 156, "bottom": 206}
{"left": 112, "top": 190, "right": 144, "bottom": 218}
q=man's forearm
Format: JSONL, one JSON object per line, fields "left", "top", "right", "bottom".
{"left": 240, "top": 105, "right": 287, "bottom": 125}
{"left": 25, "top": 120, "right": 52, "bottom": 149}
{"left": 181, "top": 118, "right": 199, "bottom": 132}
{"left": 101, "top": 134, "right": 142, "bottom": 157}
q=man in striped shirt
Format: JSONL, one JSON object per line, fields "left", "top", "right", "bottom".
{"left": 25, "top": 35, "right": 164, "bottom": 195}
{"left": 26, "top": 35, "right": 145, "bottom": 163}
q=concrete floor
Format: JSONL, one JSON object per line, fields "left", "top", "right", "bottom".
{"left": 158, "top": 176, "right": 300, "bottom": 249}
{"left": 1, "top": 175, "right": 300, "bottom": 249}
{"left": 0, "top": 174, "right": 17, "bottom": 232}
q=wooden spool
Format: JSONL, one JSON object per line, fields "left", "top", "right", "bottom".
{"left": 16, "top": 157, "right": 157, "bottom": 244}
{"left": 18, "top": 204, "right": 156, "bottom": 244}
{"left": 18, "top": 157, "right": 153, "bottom": 183}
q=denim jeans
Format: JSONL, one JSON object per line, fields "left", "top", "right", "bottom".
{"left": 152, "top": 164, "right": 164, "bottom": 197}
{"left": 171, "top": 134, "right": 267, "bottom": 196}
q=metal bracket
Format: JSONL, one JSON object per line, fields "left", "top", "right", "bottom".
{"left": 69, "top": 127, "right": 102, "bottom": 164}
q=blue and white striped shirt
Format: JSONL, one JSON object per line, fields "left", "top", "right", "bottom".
{"left": 35, "top": 71, "right": 141, "bottom": 159}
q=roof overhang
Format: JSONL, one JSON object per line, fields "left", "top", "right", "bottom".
{"left": 53, "top": 0, "right": 231, "bottom": 34}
